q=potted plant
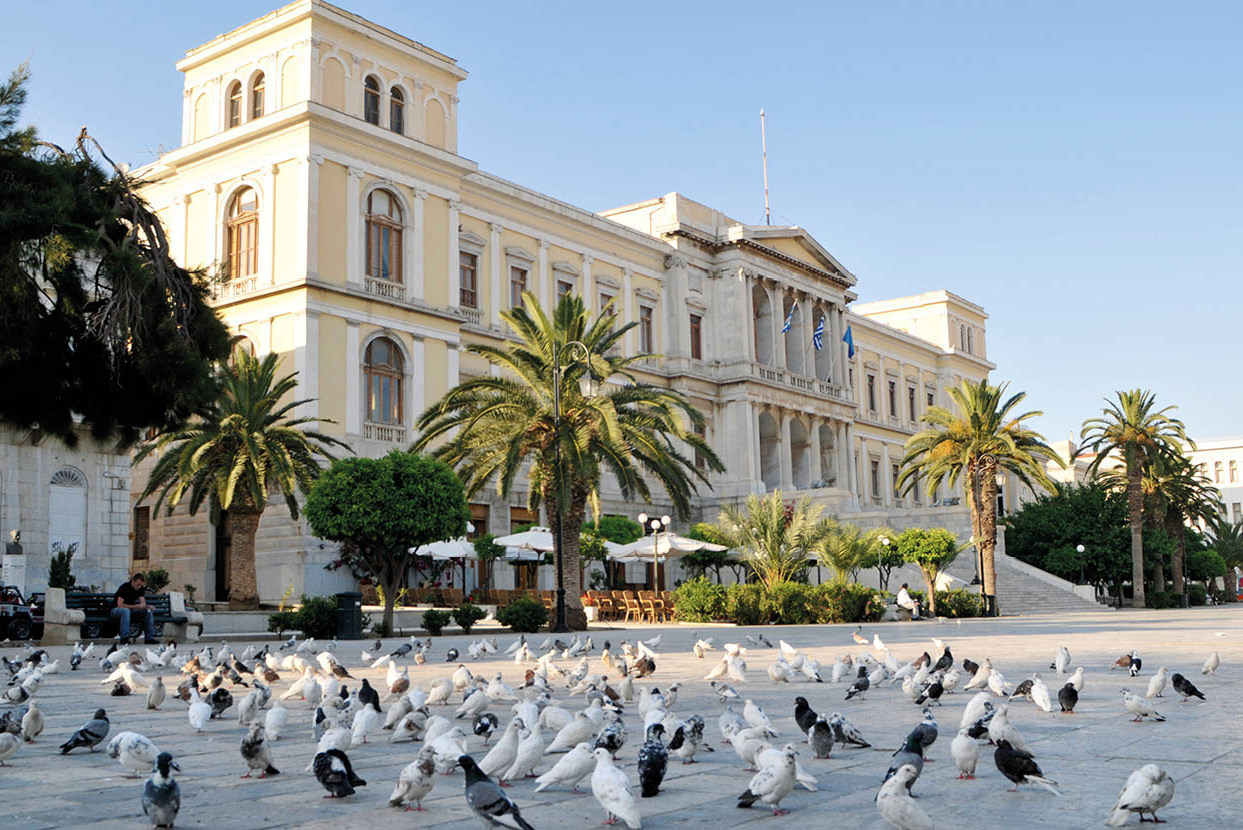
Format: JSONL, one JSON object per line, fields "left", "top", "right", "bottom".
{"left": 582, "top": 594, "right": 598, "bottom": 622}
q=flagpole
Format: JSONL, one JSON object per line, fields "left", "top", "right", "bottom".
{"left": 760, "top": 109, "right": 771, "bottom": 226}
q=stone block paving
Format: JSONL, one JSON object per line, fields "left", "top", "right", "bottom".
{"left": 1, "top": 606, "right": 1240, "bottom": 829}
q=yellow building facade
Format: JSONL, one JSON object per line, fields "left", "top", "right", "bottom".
{"left": 131, "top": 0, "right": 1009, "bottom": 601}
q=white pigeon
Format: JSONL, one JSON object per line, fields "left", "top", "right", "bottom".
{"left": 1146, "top": 667, "right": 1168, "bottom": 699}
{"left": 264, "top": 703, "right": 288, "bottom": 740}
{"left": 20, "top": 701, "right": 44, "bottom": 742}
{"left": 1201, "top": 652, "right": 1220, "bottom": 675}
{"left": 280, "top": 667, "right": 314, "bottom": 701}
{"left": 389, "top": 712, "right": 425, "bottom": 744}
{"left": 456, "top": 688, "right": 491, "bottom": 720}
{"left": 1122, "top": 690, "right": 1165, "bottom": 722}
{"left": 426, "top": 726, "right": 468, "bottom": 773}
{"left": 238, "top": 691, "right": 261, "bottom": 726}
{"left": 755, "top": 744, "right": 817, "bottom": 792}
{"left": 830, "top": 658, "right": 849, "bottom": 684}
{"left": 546, "top": 712, "right": 595, "bottom": 754}
{"left": 540, "top": 705, "right": 573, "bottom": 733}
{"left": 801, "top": 657, "right": 823, "bottom": 683}
{"left": 389, "top": 747, "right": 437, "bottom": 811}
{"left": 876, "top": 764, "right": 933, "bottom": 830}
{"left": 1104, "top": 764, "right": 1175, "bottom": 826}
{"left": 426, "top": 677, "right": 453, "bottom": 706}
{"left": 535, "top": 741, "right": 595, "bottom": 792}
{"left": 1054, "top": 645, "right": 1071, "bottom": 675}
{"left": 0, "top": 732, "right": 21, "bottom": 765}
{"left": 739, "top": 742, "right": 798, "bottom": 815}
{"left": 963, "top": 658, "right": 992, "bottom": 691}
{"left": 731, "top": 726, "right": 773, "bottom": 770}
{"left": 479, "top": 718, "right": 524, "bottom": 778}
{"left": 451, "top": 665, "right": 474, "bottom": 691}
{"left": 987, "top": 704, "right": 1029, "bottom": 752}
{"left": 987, "top": 669, "right": 1008, "bottom": 698}
{"left": 591, "top": 747, "right": 641, "bottom": 828}
{"left": 873, "top": 633, "right": 886, "bottom": 653}
{"left": 703, "top": 658, "right": 730, "bottom": 681}
{"left": 146, "top": 676, "right": 166, "bottom": 711}
{"left": 503, "top": 720, "right": 545, "bottom": 781}
{"left": 351, "top": 704, "right": 382, "bottom": 745}
{"left": 1031, "top": 675, "right": 1053, "bottom": 713}
{"left": 485, "top": 673, "right": 517, "bottom": 702}
{"left": 1069, "top": 666, "right": 1086, "bottom": 693}
{"left": 188, "top": 687, "right": 211, "bottom": 732}
{"left": 693, "top": 638, "right": 714, "bottom": 659}
{"left": 951, "top": 727, "right": 978, "bottom": 779}
{"left": 107, "top": 731, "right": 160, "bottom": 778}
{"left": 743, "top": 699, "right": 773, "bottom": 732}
{"left": 767, "top": 660, "right": 794, "bottom": 683}
{"left": 941, "top": 667, "right": 962, "bottom": 694}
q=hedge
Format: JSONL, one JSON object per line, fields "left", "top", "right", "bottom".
{"left": 906, "top": 588, "right": 985, "bottom": 618}
{"left": 671, "top": 579, "right": 886, "bottom": 625}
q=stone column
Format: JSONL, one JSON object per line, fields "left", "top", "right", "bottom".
{"left": 743, "top": 272, "right": 757, "bottom": 363}
{"left": 412, "top": 337, "right": 427, "bottom": 428}
{"left": 345, "top": 322, "right": 360, "bottom": 436}
{"left": 489, "top": 223, "right": 503, "bottom": 327}
{"left": 801, "top": 292, "right": 815, "bottom": 377}
{"left": 839, "top": 308, "right": 849, "bottom": 386}
{"left": 826, "top": 302, "right": 838, "bottom": 383}
{"left": 537, "top": 239, "right": 550, "bottom": 311}
{"left": 778, "top": 411, "right": 793, "bottom": 492}
{"left": 881, "top": 442, "right": 893, "bottom": 508}
{"left": 582, "top": 254, "right": 594, "bottom": 311}
{"left": 810, "top": 419, "right": 824, "bottom": 483}
{"left": 302, "top": 312, "right": 319, "bottom": 422}
{"left": 345, "top": 166, "right": 363, "bottom": 289}
{"left": 773, "top": 285, "right": 786, "bottom": 372}
{"left": 410, "top": 189, "right": 427, "bottom": 300}
{"left": 448, "top": 200, "right": 460, "bottom": 308}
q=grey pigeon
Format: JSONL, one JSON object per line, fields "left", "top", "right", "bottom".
{"left": 1171, "top": 673, "right": 1205, "bottom": 702}
{"left": 909, "top": 708, "right": 937, "bottom": 758}
{"left": 637, "top": 723, "right": 668, "bottom": 797}
{"left": 810, "top": 716, "right": 834, "bottom": 759}
{"left": 208, "top": 688, "right": 233, "bottom": 719}
{"left": 358, "top": 678, "right": 381, "bottom": 712}
{"left": 240, "top": 723, "right": 280, "bottom": 778}
{"left": 460, "top": 754, "right": 537, "bottom": 829}
{"left": 60, "top": 709, "right": 110, "bottom": 754}
{"left": 882, "top": 733, "right": 925, "bottom": 793}
{"left": 828, "top": 712, "right": 869, "bottom": 748}
{"left": 1057, "top": 683, "right": 1078, "bottom": 713}
{"left": 314, "top": 748, "right": 365, "bottom": 798}
{"left": 142, "top": 752, "right": 181, "bottom": 829}
{"left": 845, "top": 666, "right": 870, "bottom": 700}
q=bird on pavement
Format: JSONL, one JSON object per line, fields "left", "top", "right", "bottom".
{"left": 535, "top": 742, "right": 595, "bottom": 793}
{"left": 1122, "top": 690, "right": 1166, "bottom": 722}
{"left": 1146, "top": 667, "right": 1169, "bottom": 698}
{"left": 883, "top": 733, "right": 925, "bottom": 794}
{"left": 142, "top": 752, "right": 181, "bottom": 830}
{"left": 737, "top": 742, "right": 797, "bottom": 816}
{"left": 60, "top": 709, "right": 109, "bottom": 754}
{"left": 1104, "top": 764, "right": 1175, "bottom": 826}
{"left": 794, "top": 697, "right": 818, "bottom": 735}
{"left": 828, "top": 712, "right": 870, "bottom": 748}
{"left": 313, "top": 748, "right": 365, "bottom": 798}
{"left": 1057, "top": 683, "right": 1078, "bottom": 714}
{"left": 809, "top": 716, "right": 834, "bottom": 759}
{"left": 1171, "top": 673, "right": 1206, "bottom": 702}
{"left": 389, "top": 747, "right": 437, "bottom": 811}
{"left": 107, "top": 731, "right": 160, "bottom": 778}
{"left": 0, "top": 732, "right": 21, "bottom": 766}
{"left": 951, "top": 727, "right": 978, "bottom": 779}
{"left": 1201, "top": 652, "right": 1220, "bottom": 675}
{"left": 1051, "top": 645, "right": 1071, "bottom": 675}
{"left": 845, "top": 666, "right": 870, "bottom": 701}
{"left": 876, "top": 764, "right": 934, "bottom": 830}
{"left": 909, "top": 708, "right": 937, "bottom": 759}
{"left": 462, "top": 753, "right": 538, "bottom": 830}
{"left": 994, "top": 739, "right": 1059, "bottom": 795}
{"left": 591, "top": 747, "right": 641, "bottom": 828}
{"left": 637, "top": 723, "right": 668, "bottom": 797}
{"left": 240, "top": 722, "right": 280, "bottom": 778}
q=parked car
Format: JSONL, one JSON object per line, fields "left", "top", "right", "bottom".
{"left": 0, "top": 585, "right": 38, "bottom": 641}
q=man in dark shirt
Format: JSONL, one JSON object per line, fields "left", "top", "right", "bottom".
{"left": 113, "top": 572, "right": 157, "bottom": 644}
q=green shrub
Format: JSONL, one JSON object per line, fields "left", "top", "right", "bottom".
{"left": 143, "top": 568, "right": 171, "bottom": 593}
{"left": 421, "top": 608, "right": 451, "bottom": 636}
{"left": 1144, "top": 590, "right": 1176, "bottom": 609}
{"left": 1188, "top": 583, "right": 1207, "bottom": 606}
{"left": 1186, "top": 550, "right": 1227, "bottom": 583}
{"left": 497, "top": 597, "right": 548, "bottom": 632}
{"left": 48, "top": 542, "right": 77, "bottom": 590}
{"left": 813, "top": 583, "right": 887, "bottom": 623}
{"left": 266, "top": 594, "right": 337, "bottom": 638}
{"left": 724, "top": 583, "right": 767, "bottom": 626}
{"left": 934, "top": 589, "right": 984, "bottom": 618}
{"left": 452, "top": 603, "right": 487, "bottom": 634}
{"left": 266, "top": 610, "right": 298, "bottom": 633}
{"left": 763, "top": 582, "right": 816, "bottom": 624}
{"left": 672, "top": 577, "right": 728, "bottom": 622}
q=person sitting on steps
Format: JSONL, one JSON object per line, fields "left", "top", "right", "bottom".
{"left": 896, "top": 582, "right": 922, "bottom": 620}
{"left": 113, "top": 572, "right": 158, "bottom": 644}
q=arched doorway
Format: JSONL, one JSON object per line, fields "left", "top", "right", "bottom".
{"left": 789, "top": 418, "right": 810, "bottom": 490}
{"left": 48, "top": 467, "right": 87, "bottom": 564}
{"left": 758, "top": 411, "right": 781, "bottom": 492}
{"left": 752, "top": 285, "right": 774, "bottom": 366}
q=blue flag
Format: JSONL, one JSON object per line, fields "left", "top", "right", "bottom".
{"left": 781, "top": 301, "right": 797, "bottom": 334}
{"left": 812, "top": 316, "right": 824, "bottom": 350}
{"left": 843, "top": 324, "right": 855, "bottom": 358}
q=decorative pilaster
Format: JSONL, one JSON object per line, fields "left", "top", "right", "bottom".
{"left": 448, "top": 199, "right": 460, "bottom": 307}
{"left": 411, "top": 189, "right": 427, "bottom": 300}
{"left": 489, "top": 223, "right": 502, "bottom": 326}
{"left": 345, "top": 322, "right": 360, "bottom": 436}
{"left": 537, "top": 239, "right": 550, "bottom": 310}
{"left": 345, "top": 166, "right": 364, "bottom": 289}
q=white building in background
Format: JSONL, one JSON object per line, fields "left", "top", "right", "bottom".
{"left": 0, "top": 424, "right": 132, "bottom": 594}
{"left": 1188, "top": 438, "right": 1243, "bottom": 526}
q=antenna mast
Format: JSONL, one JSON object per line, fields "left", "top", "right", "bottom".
{"left": 760, "top": 109, "right": 771, "bottom": 225}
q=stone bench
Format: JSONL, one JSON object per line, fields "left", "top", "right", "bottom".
{"left": 163, "top": 591, "right": 204, "bottom": 642}
{"left": 41, "top": 587, "right": 85, "bottom": 645}
{"left": 880, "top": 602, "right": 914, "bottom": 623}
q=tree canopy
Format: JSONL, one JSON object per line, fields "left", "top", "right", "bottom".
{"left": 711, "top": 492, "right": 827, "bottom": 590}
{"left": 304, "top": 450, "right": 469, "bottom": 633}
{"left": 0, "top": 65, "right": 229, "bottom": 445}
{"left": 894, "top": 527, "right": 961, "bottom": 615}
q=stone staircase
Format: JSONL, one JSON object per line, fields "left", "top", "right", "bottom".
{"left": 937, "top": 550, "right": 1107, "bottom": 616}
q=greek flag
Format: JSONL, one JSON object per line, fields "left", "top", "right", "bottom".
{"left": 781, "top": 301, "right": 797, "bottom": 334}
{"left": 843, "top": 324, "right": 856, "bottom": 358}
{"left": 812, "top": 316, "right": 824, "bottom": 350}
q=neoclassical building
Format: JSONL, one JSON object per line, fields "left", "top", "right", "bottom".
{"left": 129, "top": 0, "right": 1010, "bottom": 602}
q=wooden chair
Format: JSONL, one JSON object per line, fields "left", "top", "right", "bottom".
{"left": 589, "top": 590, "right": 614, "bottom": 620}
{"left": 443, "top": 589, "right": 463, "bottom": 607}
{"left": 637, "top": 590, "right": 659, "bottom": 624}
{"left": 493, "top": 589, "right": 509, "bottom": 606}
{"left": 621, "top": 591, "right": 643, "bottom": 623}
{"left": 610, "top": 591, "right": 628, "bottom": 621}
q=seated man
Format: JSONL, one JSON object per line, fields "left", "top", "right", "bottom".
{"left": 895, "top": 583, "right": 922, "bottom": 620}
{"left": 112, "top": 572, "right": 158, "bottom": 644}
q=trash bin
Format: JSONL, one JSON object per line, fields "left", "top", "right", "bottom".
{"left": 335, "top": 591, "right": 363, "bottom": 640}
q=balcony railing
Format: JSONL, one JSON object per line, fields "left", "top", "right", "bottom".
{"left": 214, "top": 276, "right": 257, "bottom": 300}
{"left": 457, "top": 306, "right": 482, "bottom": 326}
{"left": 363, "top": 422, "right": 406, "bottom": 443}
{"left": 365, "top": 277, "right": 405, "bottom": 301}
{"left": 750, "top": 362, "right": 852, "bottom": 403}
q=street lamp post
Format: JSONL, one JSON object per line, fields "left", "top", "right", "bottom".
{"left": 638, "top": 513, "right": 670, "bottom": 592}
{"left": 1076, "top": 543, "right": 1086, "bottom": 588}
{"left": 550, "top": 340, "right": 592, "bottom": 634}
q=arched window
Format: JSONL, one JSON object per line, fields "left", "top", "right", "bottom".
{"left": 365, "top": 189, "right": 403, "bottom": 283}
{"left": 231, "top": 335, "right": 256, "bottom": 364}
{"left": 1231, "top": 460, "right": 1238, "bottom": 483}
{"left": 389, "top": 86, "right": 405, "bottom": 134}
{"left": 958, "top": 324, "right": 966, "bottom": 349}
{"left": 250, "top": 73, "right": 265, "bottom": 120}
{"left": 49, "top": 467, "right": 87, "bottom": 565}
{"left": 226, "top": 187, "right": 259, "bottom": 280}
{"left": 226, "top": 81, "right": 243, "bottom": 128}
{"left": 966, "top": 327, "right": 974, "bottom": 354}
{"left": 363, "top": 76, "right": 381, "bottom": 125}
{"left": 365, "top": 337, "right": 403, "bottom": 424}
{"left": 1215, "top": 461, "right": 1224, "bottom": 483}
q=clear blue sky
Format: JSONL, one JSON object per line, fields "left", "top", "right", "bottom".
{"left": 5, "top": 2, "right": 1239, "bottom": 443}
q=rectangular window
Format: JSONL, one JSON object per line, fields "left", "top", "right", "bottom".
{"left": 927, "top": 391, "right": 934, "bottom": 407}
{"left": 912, "top": 473, "right": 922, "bottom": 505}
{"left": 468, "top": 504, "right": 489, "bottom": 541}
{"left": 848, "top": 366, "right": 854, "bottom": 388}
{"left": 509, "top": 266, "right": 527, "bottom": 309}
{"left": 689, "top": 313, "right": 703, "bottom": 360}
{"left": 892, "top": 463, "right": 901, "bottom": 499}
{"left": 228, "top": 216, "right": 258, "bottom": 279}
{"left": 1233, "top": 503, "right": 1241, "bottom": 522}
{"left": 867, "top": 374, "right": 876, "bottom": 412}
{"left": 132, "top": 506, "right": 150, "bottom": 561}
{"left": 639, "top": 305, "right": 654, "bottom": 353}
{"left": 1231, "top": 460, "right": 1238, "bottom": 483}
{"left": 557, "top": 280, "right": 573, "bottom": 300}
{"left": 908, "top": 387, "right": 917, "bottom": 421}
{"left": 888, "top": 380, "right": 897, "bottom": 417}
{"left": 870, "top": 459, "right": 880, "bottom": 498}
{"left": 459, "top": 252, "right": 478, "bottom": 308}
{"left": 598, "top": 292, "right": 614, "bottom": 313}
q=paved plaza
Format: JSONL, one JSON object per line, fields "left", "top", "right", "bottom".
{"left": 1, "top": 607, "right": 1240, "bottom": 829}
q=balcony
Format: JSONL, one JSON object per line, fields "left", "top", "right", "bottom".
{"left": 214, "top": 276, "right": 257, "bottom": 300}
{"left": 365, "top": 277, "right": 405, "bottom": 301}
{"left": 363, "top": 422, "right": 407, "bottom": 443}
{"left": 749, "top": 362, "right": 852, "bottom": 404}
{"left": 457, "top": 306, "right": 483, "bottom": 327}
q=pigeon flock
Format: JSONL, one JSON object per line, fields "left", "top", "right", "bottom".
{"left": 0, "top": 625, "right": 1230, "bottom": 828}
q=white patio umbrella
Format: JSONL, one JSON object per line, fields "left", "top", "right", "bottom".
{"left": 610, "top": 533, "right": 729, "bottom": 591}
{"left": 407, "top": 538, "right": 477, "bottom": 592}
{"left": 493, "top": 526, "right": 556, "bottom": 553}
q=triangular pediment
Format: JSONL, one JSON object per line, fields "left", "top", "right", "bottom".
{"left": 728, "top": 225, "right": 857, "bottom": 288}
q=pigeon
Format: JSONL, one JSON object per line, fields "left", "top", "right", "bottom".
{"left": 389, "top": 748, "right": 437, "bottom": 810}
{"left": 480, "top": 717, "right": 524, "bottom": 779}
{"left": 1171, "top": 673, "right": 1205, "bottom": 702}
{"left": 737, "top": 742, "right": 798, "bottom": 816}
{"left": 1104, "top": 764, "right": 1175, "bottom": 826}
{"left": 845, "top": 666, "right": 870, "bottom": 701}
{"left": 142, "top": 752, "right": 181, "bottom": 829}
{"left": 994, "top": 739, "right": 1059, "bottom": 794}
{"left": 314, "top": 748, "right": 366, "bottom": 798}
{"left": 1052, "top": 646, "right": 1071, "bottom": 675}
{"left": 951, "top": 727, "right": 978, "bottom": 779}
{"left": 107, "top": 731, "right": 161, "bottom": 778}
{"left": 147, "top": 676, "right": 167, "bottom": 711}
{"left": 1201, "top": 652, "right": 1220, "bottom": 675}
{"left": 1069, "top": 666, "right": 1086, "bottom": 692}
{"left": 535, "top": 741, "right": 595, "bottom": 792}
{"left": 932, "top": 647, "right": 953, "bottom": 673}
{"left": 358, "top": 678, "right": 381, "bottom": 712}
{"left": 1057, "top": 683, "right": 1078, "bottom": 714}
{"left": 60, "top": 709, "right": 109, "bottom": 754}
{"left": 809, "top": 716, "right": 834, "bottom": 759}
{"left": 264, "top": 703, "right": 288, "bottom": 741}
{"left": 20, "top": 701, "right": 43, "bottom": 743}
{"left": 238, "top": 690, "right": 261, "bottom": 726}
{"left": 0, "top": 732, "right": 20, "bottom": 765}
{"left": 503, "top": 720, "right": 545, "bottom": 781}
{"left": 794, "top": 697, "right": 818, "bottom": 734}
{"left": 909, "top": 708, "right": 938, "bottom": 759}
{"left": 474, "top": 712, "right": 500, "bottom": 745}
{"left": 876, "top": 764, "right": 933, "bottom": 830}
{"left": 914, "top": 678, "right": 944, "bottom": 707}
{"left": 208, "top": 687, "right": 234, "bottom": 719}
{"left": 1122, "top": 690, "right": 1166, "bottom": 722}
{"left": 1031, "top": 675, "right": 1053, "bottom": 713}
{"left": 828, "top": 712, "right": 869, "bottom": 748}
{"left": 1147, "top": 667, "right": 1169, "bottom": 699}
{"left": 883, "top": 733, "right": 925, "bottom": 793}
{"left": 637, "top": 723, "right": 668, "bottom": 797}
{"left": 461, "top": 753, "right": 538, "bottom": 829}
{"left": 668, "top": 718, "right": 709, "bottom": 765}
{"left": 593, "top": 718, "right": 627, "bottom": 759}
{"left": 240, "top": 722, "right": 280, "bottom": 778}
{"left": 188, "top": 688, "right": 211, "bottom": 732}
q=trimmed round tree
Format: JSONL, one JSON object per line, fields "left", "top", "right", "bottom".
{"left": 305, "top": 450, "right": 469, "bottom": 634}
{"left": 895, "top": 527, "right": 962, "bottom": 616}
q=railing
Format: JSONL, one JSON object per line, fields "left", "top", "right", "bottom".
{"left": 365, "top": 277, "right": 405, "bottom": 301}
{"left": 363, "top": 422, "right": 406, "bottom": 443}
{"left": 214, "top": 276, "right": 257, "bottom": 300}
{"left": 457, "top": 306, "right": 482, "bottom": 326}
{"left": 750, "top": 362, "right": 854, "bottom": 403}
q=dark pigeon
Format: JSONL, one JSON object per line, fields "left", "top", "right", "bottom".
{"left": 962, "top": 658, "right": 980, "bottom": 676}
{"left": 994, "top": 739, "right": 1059, "bottom": 794}
{"left": 314, "top": 748, "right": 365, "bottom": 798}
{"left": 637, "top": 723, "right": 668, "bottom": 797}
{"left": 1171, "top": 673, "right": 1205, "bottom": 701}
{"left": 208, "top": 688, "right": 233, "bottom": 719}
{"left": 845, "top": 666, "right": 870, "bottom": 701}
{"left": 473, "top": 712, "right": 499, "bottom": 744}
{"left": 810, "top": 716, "right": 834, "bottom": 759}
{"left": 793, "top": 696, "right": 818, "bottom": 734}
{"left": 460, "top": 754, "right": 537, "bottom": 829}
{"left": 142, "top": 752, "right": 181, "bottom": 829}
{"left": 1009, "top": 678, "right": 1034, "bottom": 702}
{"left": 932, "top": 648, "right": 953, "bottom": 673}
{"left": 882, "top": 733, "right": 925, "bottom": 793}
{"left": 358, "top": 679, "right": 381, "bottom": 712}
{"left": 60, "top": 709, "right": 109, "bottom": 754}
{"left": 915, "top": 679, "right": 944, "bottom": 706}
{"left": 1057, "top": 683, "right": 1078, "bottom": 714}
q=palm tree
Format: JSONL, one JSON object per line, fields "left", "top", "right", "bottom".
{"left": 816, "top": 523, "right": 889, "bottom": 585}
{"left": 1160, "top": 458, "right": 1223, "bottom": 594}
{"left": 1209, "top": 519, "right": 1243, "bottom": 574}
{"left": 135, "top": 353, "right": 349, "bottom": 609}
{"left": 1080, "top": 390, "right": 1190, "bottom": 608}
{"left": 414, "top": 292, "right": 721, "bottom": 629}
{"left": 713, "top": 493, "right": 828, "bottom": 589}
{"left": 896, "top": 379, "right": 1061, "bottom": 609}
